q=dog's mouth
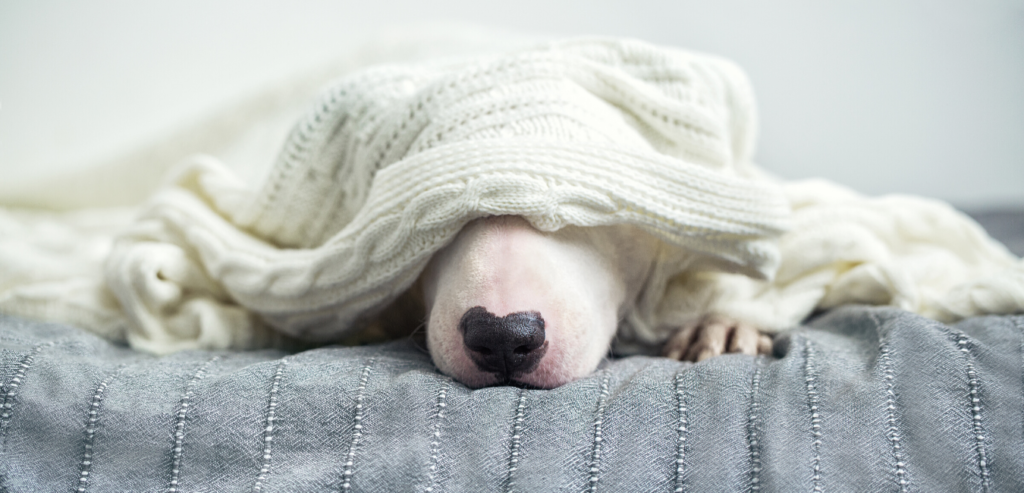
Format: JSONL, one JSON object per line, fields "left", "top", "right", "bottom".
{"left": 481, "top": 378, "right": 548, "bottom": 390}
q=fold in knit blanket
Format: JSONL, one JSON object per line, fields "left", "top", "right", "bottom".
{"left": 1, "top": 37, "right": 1022, "bottom": 353}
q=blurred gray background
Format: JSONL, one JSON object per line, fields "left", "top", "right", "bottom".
{"left": 1, "top": 0, "right": 1022, "bottom": 209}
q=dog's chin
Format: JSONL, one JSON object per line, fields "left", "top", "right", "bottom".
{"left": 434, "top": 357, "right": 597, "bottom": 390}
{"left": 428, "top": 327, "right": 608, "bottom": 390}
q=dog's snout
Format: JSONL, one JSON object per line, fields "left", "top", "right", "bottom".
{"left": 459, "top": 306, "right": 548, "bottom": 381}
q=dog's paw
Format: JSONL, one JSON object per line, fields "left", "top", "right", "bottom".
{"left": 662, "top": 315, "right": 773, "bottom": 362}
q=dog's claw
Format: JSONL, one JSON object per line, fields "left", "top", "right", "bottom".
{"left": 663, "top": 315, "right": 772, "bottom": 362}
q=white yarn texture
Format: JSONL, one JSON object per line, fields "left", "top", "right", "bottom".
{"left": 1, "top": 37, "right": 1021, "bottom": 353}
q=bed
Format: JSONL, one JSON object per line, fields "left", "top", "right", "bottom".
{"left": 2, "top": 303, "right": 1022, "bottom": 491}
{"left": 2, "top": 205, "right": 1023, "bottom": 491}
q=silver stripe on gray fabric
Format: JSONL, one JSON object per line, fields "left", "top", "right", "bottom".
{"left": 77, "top": 364, "right": 127, "bottom": 493}
{"left": 504, "top": 388, "right": 528, "bottom": 493}
{"left": 803, "top": 338, "right": 823, "bottom": 492}
{"left": 673, "top": 369, "right": 689, "bottom": 493}
{"left": 423, "top": 380, "right": 451, "bottom": 493}
{"left": 0, "top": 340, "right": 59, "bottom": 440}
{"left": 252, "top": 358, "right": 289, "bottom": 492}
{"left": 340, "top": 358, "right": 375, "bottom": 492}
{"left": 872, "top": 311, "right": 910, "bottom": 493}
{"left": 956, "top": 333, "right": 991, "bottom": 492}
{"left": 167, "top": 355, "right": 220, "bottom": 493}
{"left": 586, "top": 371, "right": 612, "bottom": 492}
{"left": 747, "top": 356, "right": 765, "bottom": 492}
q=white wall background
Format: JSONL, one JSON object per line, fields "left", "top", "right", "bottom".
{"left": 1, "top": 0, "right": 1022, "bottom": 208}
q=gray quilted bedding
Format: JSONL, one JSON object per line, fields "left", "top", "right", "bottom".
{"left": 1, "top": 307, "right": 1022, "bottom": 492}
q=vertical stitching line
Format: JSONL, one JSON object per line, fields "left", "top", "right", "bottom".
{"left": 587, "top": 371, "right": 611, "bottom": 493}
{"left": 1014, "top": 316, "right": 1024, "bottom": 462}
{"left": 340, "top": 358, "right": 375, "bottom": 492}
{"left": 673, "top": 369, "right": 689, "bottom": 493}
{"left": 1017, "top": 316, "right": 1024, "bottom": 460}
{"left": 504, "top": 388, "right": 528, "bottom": 493}
{"left": 423, "top": 380, "right": 450, "bottom": 493}
{"left": 870, "top": 311, "right": 909, "bottom": 492}
{"left": 253, "top": 358, "right": 289, "bottom": 492}
{"left": 956, "top": 333, "right": 990, "bottom": 492}
{"left": 76, "top": 363, "right": 127, "bottom": 493}
{"left": 748, "top": 357, "right": 764, "bottom": 492}
{"left": 167, "top": 355, "right": 220, "bottom": 493}
{"left": 803, "top": 338, "right": 823, "bottom": 493}
{"left": 0, "top": 340, "right": 57, "bottom": 442}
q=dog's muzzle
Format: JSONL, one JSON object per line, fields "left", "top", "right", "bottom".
{"left": 458, "top": 306, "right": 548, "bottom": 384}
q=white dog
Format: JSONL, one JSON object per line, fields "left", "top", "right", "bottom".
{"left": 419, "top": 215, "right": 772, "bottom": 389}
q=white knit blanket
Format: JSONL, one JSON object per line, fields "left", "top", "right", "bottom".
{"left": 2, "top": 36, "right": 1022, "bottom": 353}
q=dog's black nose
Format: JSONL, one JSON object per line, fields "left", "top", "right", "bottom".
{"left": 459, "top": 306, "right": 548, "bottom": 381}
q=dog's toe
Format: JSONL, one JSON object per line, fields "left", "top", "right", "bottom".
{"left": 687, "top": 316, "right": 730, "bottom": 361}
{"left": 663, "top": 315, "right": 773, "bottom": 362}
{"left": 727, "top": 322, "right": 760, "bottom": 356}
{"left": 662, "top": 323, "right": 698, "bottom": 360}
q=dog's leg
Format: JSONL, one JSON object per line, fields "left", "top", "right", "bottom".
{"left": 662, "top": 315, "right": 773, "bottom": 362}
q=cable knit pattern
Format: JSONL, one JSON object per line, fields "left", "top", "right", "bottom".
{"left": 101, "top": 38, "right": 792, "bottom": 351}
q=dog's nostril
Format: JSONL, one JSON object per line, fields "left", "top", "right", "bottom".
{"left": 459, "top": 306, "right": 548, "bottom": 380}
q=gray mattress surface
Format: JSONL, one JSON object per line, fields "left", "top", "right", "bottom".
{"left": 1, "top": 307, "right": 1022, "bottom": 492}
{"left": 966, "top": 207, "right": 1024, "bottom": 257}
